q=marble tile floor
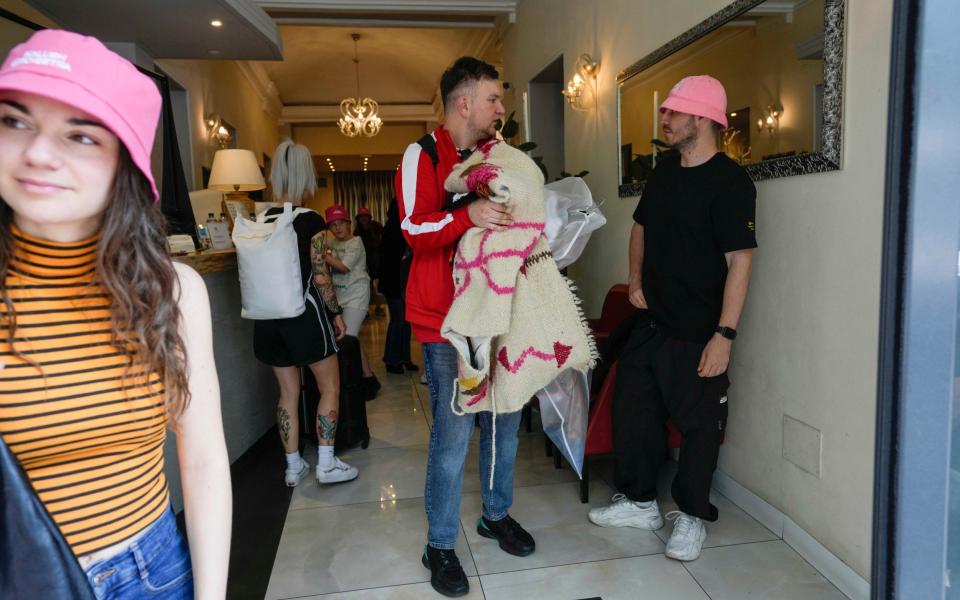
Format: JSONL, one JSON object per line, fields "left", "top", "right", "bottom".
{"left": 260, "top": 314, "right": 847, "bottom": 599}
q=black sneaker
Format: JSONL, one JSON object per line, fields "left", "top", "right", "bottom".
{"left": 385, "top": 363, "right": 404, "bottom": 375}
{"left": 477, "top": 514, "right": 535, "bottom": 557}
{"left": 421, "top": 545, "right": 469, "bottom": 597}
{"left": 403, "top": 362, "right": 420, "bottom": 372}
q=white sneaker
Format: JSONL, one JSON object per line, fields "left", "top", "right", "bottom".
{"left": 284, "top": 461, "right": 309, "bottom": 487}
{"left": 588, "top": 494, "right": 663, "bottom": 530}
{"left": 664, "top": 511, "right": 707, "bottom": 561}
{"left": 316, "top": 456, "right": 359, "bottom": 484}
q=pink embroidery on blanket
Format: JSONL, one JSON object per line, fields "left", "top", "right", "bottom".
{"left": 477, "top": 137, "right": 500, "bottom": 158}
{"left": 497, "top": 341, "right": 573, "bottom": 373}
{"left": 464, "top": 382, "right": 489, "bottom": 407}
{"left": 452, "top": 222, "right": 545, "bottom": 299}
{"left": 465, "top": 163, "right": 500, "bottom": 192}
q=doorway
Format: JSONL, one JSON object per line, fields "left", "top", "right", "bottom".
{"left": 527, "top": 55, "right": 565, "bottom": 181}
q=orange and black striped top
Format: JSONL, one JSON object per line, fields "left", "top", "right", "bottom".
{"left": 0, "top": 226, "right": 169, "bottom": 556}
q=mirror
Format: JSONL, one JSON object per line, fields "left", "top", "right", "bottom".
{"left": 617, "top": 0, "right": 845, "bottom": 196}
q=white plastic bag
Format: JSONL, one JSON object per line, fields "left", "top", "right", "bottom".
{"left": 542, "top": 177, "right": 606, "bottom": 269}
{"left": 535, "top": 368, "right": 591, "bottom": 478}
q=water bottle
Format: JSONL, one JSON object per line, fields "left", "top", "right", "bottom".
{"left": 197, "top": 223, "right": 212, "bottom": 250}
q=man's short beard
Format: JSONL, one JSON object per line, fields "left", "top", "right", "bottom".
{"left": 670, "top": 121, "right": 699, "bottom": 152}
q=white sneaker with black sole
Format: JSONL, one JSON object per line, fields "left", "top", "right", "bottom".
{"left": 587, "top": 494, "right": 664, "bottom": 530}
{"left": 316, "top": 457, "right": 359, "bottom": 484}
{"left": 664, "top": 511, "right": 707, "bottom": 561}
{"left": 284, "top": 461, "right": 309, "bottom": 487}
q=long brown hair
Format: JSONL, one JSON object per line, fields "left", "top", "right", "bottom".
{"left": 0, "top": 146, "right": 191, "bottom": 418}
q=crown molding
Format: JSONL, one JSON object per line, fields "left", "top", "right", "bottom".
{"left": 256, "top": 0, "right": 515, "bottom": 18}
{"left": 237, "top": 61, "right": 284, "bottom": 117}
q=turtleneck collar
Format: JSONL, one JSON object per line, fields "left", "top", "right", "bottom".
{"left": 8, "top": 225, "right": 99, "bottom": 282}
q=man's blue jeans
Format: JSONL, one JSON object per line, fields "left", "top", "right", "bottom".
{"left": 422, "top": 342, "right": 522, "bottom": 549}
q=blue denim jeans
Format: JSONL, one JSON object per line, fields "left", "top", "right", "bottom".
{"left": 84, "top": 507, "right": 193, "bottom": 599}
{"left": 382, "top": 297, "right": 412, "bottom": 366}
{"left": 423, "top": 342, "right": 522, "bottom": 549}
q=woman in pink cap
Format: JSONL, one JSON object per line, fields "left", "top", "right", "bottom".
{"left": 0, "top": 30, "right": 230, "bottom": 598}
{"left": 324, "top": 204, "right": 380, "bottom": 396}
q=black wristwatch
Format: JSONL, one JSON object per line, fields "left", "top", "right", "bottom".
{"left": 715, "top": 326, "right": 737, "bottom": 340}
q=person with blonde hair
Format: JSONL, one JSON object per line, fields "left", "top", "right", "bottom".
{"left": 254, "top": 140, "right": 359, "bottom": 486}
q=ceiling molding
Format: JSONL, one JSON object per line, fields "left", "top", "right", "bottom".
{"left": 236, "top": 61, "right": 284, "bottom": 117}
{"left": 272, "top": 17, "right": 495, "bottom": 28}
{"left": 256, "top": 0, "right": 516, "bottom": 17}
{"left": 224, "top": 0, "right": 284, "bottom": 54}
{"left": 281, "top": 103, "right": 438, "bottom": 124}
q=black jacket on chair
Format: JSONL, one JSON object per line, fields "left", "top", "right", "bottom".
{"left": 0, "top": 434, "right": 95, "bottom": 599}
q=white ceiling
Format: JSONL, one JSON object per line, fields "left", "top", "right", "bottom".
{"left": 26, "top": 0, "right": 283, "bottom": 60}
{"left": 259, "top": 26, "right": 498, "bottom": 106}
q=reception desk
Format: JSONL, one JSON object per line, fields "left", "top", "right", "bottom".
{"left": 163, "top": 248, "right": 278, "bottom": 510}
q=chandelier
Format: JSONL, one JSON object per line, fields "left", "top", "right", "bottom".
{"left": 338, "top": 33, "right": 382, "bottom": 138}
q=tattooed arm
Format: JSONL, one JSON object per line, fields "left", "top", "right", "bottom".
{"left": 311, "top": 232, "right": 347, "bottom": 339}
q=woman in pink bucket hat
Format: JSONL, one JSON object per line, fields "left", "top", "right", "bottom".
{"left": 0, "top": 30, "right": 230, "bottom": 598}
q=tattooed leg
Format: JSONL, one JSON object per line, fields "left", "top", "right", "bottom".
{"left": 277, "top": 406, "right": 292, "bottom": 445}
{"left": 318, "top": 409, "right": 338, "bottom": 446}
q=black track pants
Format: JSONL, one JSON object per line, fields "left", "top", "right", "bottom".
{"left": 611, "top": 313, "right": 729, "bottom": 521}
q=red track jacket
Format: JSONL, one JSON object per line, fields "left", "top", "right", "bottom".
{"left": 394, "top": 125, "right": 474, "bottom": 342}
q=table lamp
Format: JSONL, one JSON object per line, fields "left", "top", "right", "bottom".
{"left": 207, "top": 149, "right": 266, "bottom": 230}
{"left": 207, "top": 149, "right": 266, "bottom": 201}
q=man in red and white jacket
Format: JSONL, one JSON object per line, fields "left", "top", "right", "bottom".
{"left": 395, "top": 56, "right": 536, "bottom": 598}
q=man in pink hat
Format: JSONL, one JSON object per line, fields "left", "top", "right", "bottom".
{"left": 588, "top": 75, "right": 757, "bottom": 562}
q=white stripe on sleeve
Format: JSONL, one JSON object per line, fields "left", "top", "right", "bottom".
{"left": 400, "top": 139, "right": 454, "bottom": 235}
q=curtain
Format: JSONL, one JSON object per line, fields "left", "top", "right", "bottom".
{"left": 333, "top": 171, "right": 395, "bottom": 224}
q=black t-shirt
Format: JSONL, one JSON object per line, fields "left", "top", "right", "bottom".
{"left": 633, "top": 152, "right": 757, "bottom": 343}
{"left": 265, "top": 207, "right": 326, "bottom": 291}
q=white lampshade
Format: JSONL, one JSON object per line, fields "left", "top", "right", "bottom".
{"left": 207, "top": 149, "right": 266, "bottom": 192}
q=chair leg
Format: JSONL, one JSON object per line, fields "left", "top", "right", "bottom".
{"left": 545, "top": 435, "right": 553, "bottom": 457}
{"left": 580, "top": 457, "right": 590, "bottom": 503}
{"left": 553, "top": 446, "right": 562, "bottom": 469}
{"left": 522, "top": 403, "right": 532, "bottom": 433}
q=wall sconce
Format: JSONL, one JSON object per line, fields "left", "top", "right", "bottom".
{"left": 756, "top": 104, "right": 783, "bottom": 135}
{"left": 205, "top": 114, "right": 233, "bottom": 148}
{"left": 561, "top": 53, "right": 600, "bottom": 106}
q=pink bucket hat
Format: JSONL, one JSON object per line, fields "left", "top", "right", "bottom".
{"left": 0, "top": 30, "right": 162, "bottom": 200}
{"left": 325, "top": 205, "right": 349, "bottom": 223}
{"left": 659, "top": 75, "right": 728, "bottom": 130}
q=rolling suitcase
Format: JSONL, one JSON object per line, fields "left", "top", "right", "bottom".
{"left": 299, "top": 335, "right": 370, "bottom": 450}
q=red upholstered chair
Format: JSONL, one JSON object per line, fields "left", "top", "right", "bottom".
{"left": 587, "top": 284, "right": 632, "bottom": 352}
{"left": 580, "top": 362, "right": 683, "bottom": 503}
{"left": 576, "top": 283, "right": 686, "bottom": 503}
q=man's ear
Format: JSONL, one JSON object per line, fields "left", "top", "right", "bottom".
{"left": 456, "top": 93, "right": 471, "bottom": 118}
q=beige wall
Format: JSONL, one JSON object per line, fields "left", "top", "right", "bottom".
{"left": 503, "top": 0, "right": 891, "bottom": 580}
{"left": 156, "top": 59, "right": 281, "bottom": 191}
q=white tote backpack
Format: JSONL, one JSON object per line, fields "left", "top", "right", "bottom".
{"left": 232, "top": 202, "right": 314, "bottom": 319}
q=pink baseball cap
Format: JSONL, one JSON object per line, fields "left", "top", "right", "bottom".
{"left": 356, "top": 207, "right": 371, "bottom": 217}
{"left": 325, "top": 205, "right": 349, "bottom": 223}
{"left": 0, "top": 30, "right": 161, "bottom": 200}
{"left": 659, "top": 75, "right": 728, "bottom": 130}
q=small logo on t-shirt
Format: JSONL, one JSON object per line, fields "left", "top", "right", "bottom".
{"left": 747, "top": 220, "right": 756, "bottom": 231}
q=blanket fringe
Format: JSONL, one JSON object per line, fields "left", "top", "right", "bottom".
{"left": 562, "top": 275, "right": 600, "bottom": 368}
